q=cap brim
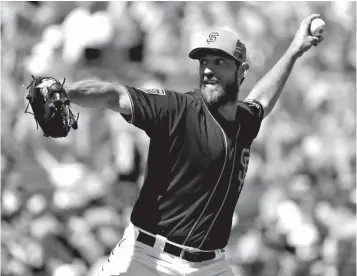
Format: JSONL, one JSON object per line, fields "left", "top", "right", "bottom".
{"left": 189, "top": 48, "right": 236, "bottom": 60}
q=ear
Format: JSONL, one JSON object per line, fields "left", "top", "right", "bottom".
{"left": 237, "top": 62, "right": 249, "bottom": 85}
{"left": 238, "top": 62, "right": 249, "bottom": 78}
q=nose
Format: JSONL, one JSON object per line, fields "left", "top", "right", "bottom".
{"left": 203, "top": 67, "right": 215, "bottom": 78}
{"left": 204, "top": 66, "right": 213, "bottom": 74}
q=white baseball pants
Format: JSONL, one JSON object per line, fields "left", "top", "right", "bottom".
{"left": 98, "top": 223, "right": 235, "bottom": 276}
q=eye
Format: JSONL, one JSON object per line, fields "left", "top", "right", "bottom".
{"left": 200, "top": 59, "right": 208, "bottom": 65}
{"left": 216, "top": 59, "right": 225, "bottom": 65}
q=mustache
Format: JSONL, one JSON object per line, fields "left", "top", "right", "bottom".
{"left": 201, "top": 77, "right": 220, "bottom": 84}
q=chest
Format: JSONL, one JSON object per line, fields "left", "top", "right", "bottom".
{"left": 171, "top": 105, "right": 251, "bottom": 170}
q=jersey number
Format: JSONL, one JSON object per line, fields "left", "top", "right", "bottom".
{"left": 238, "top": 148, "right": 250, "bottom": 192}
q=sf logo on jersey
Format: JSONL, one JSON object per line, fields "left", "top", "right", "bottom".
{"left": 206, "top": 32, "right": 219, "bottom": 43}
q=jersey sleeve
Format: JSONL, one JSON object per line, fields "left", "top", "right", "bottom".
{"left": 119, "top": 85, "right": 187, "bottom": 138}
{"left": 237, "top": 99, "right": 264, "bottom": 140}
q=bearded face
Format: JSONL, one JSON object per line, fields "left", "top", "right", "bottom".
{"left": 199, "top": 54, "right": 240, "bottom": 108}
{"left": 200, "top": 77, "right": 238, "bottom": 108}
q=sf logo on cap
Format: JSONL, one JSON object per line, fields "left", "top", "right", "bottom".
{"left": 207, "top": 32, "right": 219, "bottom": 43}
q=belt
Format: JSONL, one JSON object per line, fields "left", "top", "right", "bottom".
{"left": 136, "top": 231, "right": 216, "bottom": 262}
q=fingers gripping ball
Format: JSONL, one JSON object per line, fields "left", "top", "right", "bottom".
{"left": 24, "top": 75, "right": 79, "bottom": 138}
{"left": 309, "top": 18, "right": 326, "bottom": 37}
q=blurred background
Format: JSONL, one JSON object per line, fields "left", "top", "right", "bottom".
{"left": 1, "top": 1, "right": 356, "bottom": 276}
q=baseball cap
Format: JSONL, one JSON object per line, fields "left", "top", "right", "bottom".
{"left": 189, "top": 29, "right": 247, "bottom": 64}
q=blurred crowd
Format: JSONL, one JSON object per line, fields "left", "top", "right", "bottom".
{"left": 1, "top": 2, "right": 356, "bottom": 276}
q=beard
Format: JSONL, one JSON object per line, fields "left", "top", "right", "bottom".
{"left": 200, "top": 80, "right": 238, "bottom": 108}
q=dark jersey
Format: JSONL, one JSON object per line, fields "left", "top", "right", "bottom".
{"left": 120, "top": 86, "right": 264, "bottom": 250}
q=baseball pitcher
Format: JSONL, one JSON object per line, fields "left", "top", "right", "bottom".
{"left": 25, "top": 14, "right": 324, "bottom": 276}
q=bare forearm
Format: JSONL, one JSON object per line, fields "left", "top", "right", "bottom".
{"left": 65, "top": 80, "right": 130, "bottom": 114}
{"left": 66, "top": 80, "right": 116, "bottom": 108}
{"left": 246, "top": 49, "right": 298, "bottom": 117}
{"left": 246, "top": 14, "right": 324, "bottom": 118}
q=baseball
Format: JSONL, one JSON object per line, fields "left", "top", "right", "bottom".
{"left": 309, "top": 18, "right": 326, "bottom": 36}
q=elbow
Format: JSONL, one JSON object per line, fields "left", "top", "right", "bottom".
{"left": 263, "top": 106, "right": 272, "bottom": 118}
{"left": 107, "top": 84, "right": 132, "bottom": 115}
{"left": 259, "top": 98, "right": 273, "bottom": 118}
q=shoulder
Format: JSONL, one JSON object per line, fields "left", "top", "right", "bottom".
{"left": 237, "top": 100, "right": 252, "bottom": 111}
{"left": 237, "top": 99, "right": 264, "bottom": 118}
{"left": 123, "top": 85, "right": 200, "bottom": 99}
{"left": 182, "top": 89, "right": 204, "bottom": 106}
{"left": 122, "top": 85, "right": 203, "bottom": 112}
{"left": 136, "top": 87, "right": 167, "bottom": 95}
{"left": 158, "top": 88, "right": 203, "bottom": 108}
{"left": 183, "top": 89, "right": 203, "bottom": 100}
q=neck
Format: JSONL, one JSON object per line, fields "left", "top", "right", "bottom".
{"left": 216, "top": 87, "right": 240, "bottom": 121}
{"left": 216, "top": 101, "right": 238, "bottom": 121}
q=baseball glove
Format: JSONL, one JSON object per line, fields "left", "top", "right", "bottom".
{"left": 24, "top": 75, "right": 79, "bottom": 138}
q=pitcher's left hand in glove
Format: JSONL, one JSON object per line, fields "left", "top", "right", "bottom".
{"left": 24, "top": 75, "right": 79, "bottom": 138}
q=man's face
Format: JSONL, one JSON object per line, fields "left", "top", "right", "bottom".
{"left": 199, "top": 53, "right": 239, "bottom": 108}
